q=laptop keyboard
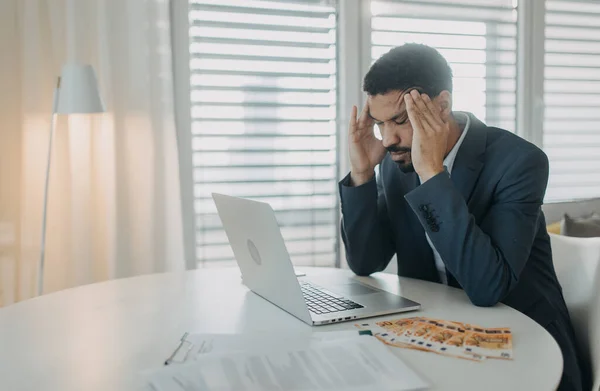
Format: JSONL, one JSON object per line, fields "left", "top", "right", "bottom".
{"left": 300, "top": 281, "right": 364, "bottom": 315}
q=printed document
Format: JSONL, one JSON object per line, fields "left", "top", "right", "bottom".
{"left": 142, "top": 335, "right": 428, "bottom": 391}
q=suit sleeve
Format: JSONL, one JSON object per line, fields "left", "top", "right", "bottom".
{"left": 339, "top": 167, "right": 396, "bottom": 276}
{"left": 404, "top": 148, "right": 549, "bottom": 307}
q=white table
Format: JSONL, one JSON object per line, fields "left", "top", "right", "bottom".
{"left": 0, "top": 267, "right": 562, "bottom": 391}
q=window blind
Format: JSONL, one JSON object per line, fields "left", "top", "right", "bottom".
{"left": 543, "top": 0, "right": 600, "bottom": 201}
{"left": 188, "top": 0, "right": 338, "bottom": 266}
{"left": 370, "top": 0, "right": 518, "bottom": 132}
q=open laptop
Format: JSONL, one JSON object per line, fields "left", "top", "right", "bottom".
{"left": 212, "top": 193, "right": 420, "bottom": 326}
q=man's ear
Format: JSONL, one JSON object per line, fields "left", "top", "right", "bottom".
{"left": 435, "top": 90, "right": 452, "bottom": 122}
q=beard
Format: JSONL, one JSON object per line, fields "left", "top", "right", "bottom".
{"left": 395, "top": 161, "right": 415, "bottom": 173}
{"left": 386, "top": 145, "right": 415, "bottom": 173}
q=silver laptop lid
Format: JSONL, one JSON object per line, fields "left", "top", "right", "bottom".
{"left": 212, "top": 193, "right": 312, "bottom": 324}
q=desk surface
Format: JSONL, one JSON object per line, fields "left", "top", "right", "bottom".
{"left": 0, "top": 267, "right": 562, "bottom": 391}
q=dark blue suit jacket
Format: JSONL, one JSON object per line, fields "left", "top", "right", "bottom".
{"left": 339, "top": 113, "right": 588, "bottom": 390}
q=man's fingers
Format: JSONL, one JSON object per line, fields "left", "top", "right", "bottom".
{"left": 420, "top": 94, "right": 447, "bottom": 131}
{"left": 404, "top": 94, "right": 424, "bottom": 134}
{"left": 360, "top": 100, "right": 369, "bottom": 117}
{"left": 421, "top": 94, "right": 447, "bottom": 125}
{"left": 408, "top": 90, "right": 431, "bottom": 132}
{"left": 409, "top": 90, "right": 443, "bottom": 131}
{"left": 357, "top": 101, "right": 372, "bottom": 127}
{"left": 350, "top": 105, "right": 357, "bottom": 127}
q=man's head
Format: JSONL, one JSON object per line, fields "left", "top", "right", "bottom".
{"left": 363, "top": 44, "right": 453, "bottom": 172}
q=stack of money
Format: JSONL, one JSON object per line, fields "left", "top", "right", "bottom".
{"left": 355, "top": 317, "right": 513, "bottom": 361}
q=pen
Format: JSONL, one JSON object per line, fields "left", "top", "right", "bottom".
{"left": 164, "top": 332, "right": 190, "bottom": 366}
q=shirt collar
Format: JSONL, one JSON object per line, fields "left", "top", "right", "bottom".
{"left": 443, "top": 111, "right": 470, "bottom": 175}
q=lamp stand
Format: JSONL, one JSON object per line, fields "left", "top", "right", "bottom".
{"left": 38, "top": 77, "right": 61, "bottom": 296}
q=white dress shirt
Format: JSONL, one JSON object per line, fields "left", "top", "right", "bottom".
{"left": 418, "top": 111, "right": 471, "bottom": 285}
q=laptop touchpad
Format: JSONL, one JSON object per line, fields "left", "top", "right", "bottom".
{"left": 332, "top": 283, "right": 380, "bottom": 296}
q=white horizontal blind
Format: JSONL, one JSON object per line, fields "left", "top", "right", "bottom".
{"left": 188, "top": 0, "right": 338, "bottom": 266}
{"left": 543, "top": 0, "right": 600, "bottom": 201}
{"left": 370, "top": 0, "right": 518, "bottom": 132}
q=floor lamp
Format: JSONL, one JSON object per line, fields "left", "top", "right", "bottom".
{"left": 38, "top": 64, "right": 105, "bottom": 296}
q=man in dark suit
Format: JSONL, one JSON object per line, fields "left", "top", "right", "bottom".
{"left": 339, "top": 43, "right": 589, "bottom": 391}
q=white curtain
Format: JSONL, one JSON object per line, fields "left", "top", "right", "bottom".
{"left": 0, "top": 0, "right": 186, "bottom": 306}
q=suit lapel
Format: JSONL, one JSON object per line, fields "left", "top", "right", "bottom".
{"left": 450, "top": 113, "right": 487, "bottom": 203}
{"left": 444, "top": 114, "right": 487, "bottom": 285}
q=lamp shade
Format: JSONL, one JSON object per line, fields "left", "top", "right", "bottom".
{"left": 55, "top": 64, "right": 105, "bottom": 114}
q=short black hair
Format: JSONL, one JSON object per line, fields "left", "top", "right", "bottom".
{"left": 363, "top": 43, "right": 453, "bottom": 98}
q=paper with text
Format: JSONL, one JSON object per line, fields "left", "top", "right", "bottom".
{"left": 144, "top": 336, "right": 428, "bottom": 391}
{"left": 167, "top": 331, "right": 366, "bottom": 364}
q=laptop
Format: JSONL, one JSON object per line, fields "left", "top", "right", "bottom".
{"left": 212, "top": 193, "right": 421, "bottom": 326}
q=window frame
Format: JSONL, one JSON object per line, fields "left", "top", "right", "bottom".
{"left": 171, "top": 0, "right": 197, "bottom": 270}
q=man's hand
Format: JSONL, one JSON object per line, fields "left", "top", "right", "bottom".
{"left": 405, "top": 90, "right": 449, "bottom": 182}
{"left": 348, "top": 102, "right": 387, "bottom": 186}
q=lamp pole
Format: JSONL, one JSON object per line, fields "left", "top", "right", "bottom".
{"left": 38, "top": 77, "right": 61, "bottom": 296}
{"left": 36, "top": 64, "right": 104, "bottom": 296}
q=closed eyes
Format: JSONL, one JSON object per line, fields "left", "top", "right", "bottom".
{"left": 375, "top": 117, "right": 408, "bottom": 126}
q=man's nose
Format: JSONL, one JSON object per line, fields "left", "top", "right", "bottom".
{"left": 381, "top": 126, "right": 400, "bottom": 149}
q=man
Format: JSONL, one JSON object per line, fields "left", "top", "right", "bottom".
{"left": 339, "top": 43, "right": 589, "bottom": 391}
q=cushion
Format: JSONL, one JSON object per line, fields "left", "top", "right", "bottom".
{"left": 561, "top": 213, "right": 600, "bottom": 238}
{"left": 547, "top": 222, "right": 562, "bottom": 235}
{"left": 542, "top": 198, "right": 600, "bottom": 225}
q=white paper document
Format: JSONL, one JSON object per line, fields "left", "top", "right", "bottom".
{"left": 168, "top": 331, "right": 363, "bottom": 364}
{"left": 143, "top": 335, "right": 428, "bottom": 391}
